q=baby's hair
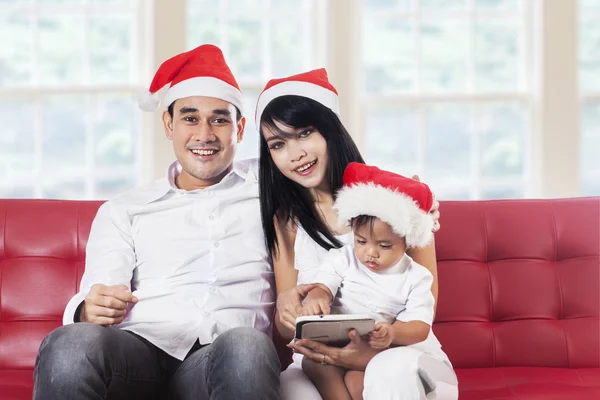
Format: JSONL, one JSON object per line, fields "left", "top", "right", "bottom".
{"left": 350, "top": 215, "right": 377, "bottom": 234}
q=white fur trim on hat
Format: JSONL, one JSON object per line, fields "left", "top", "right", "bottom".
{"left": 334, "top": 183, "right": 434, "bottom": 248}
{"left": 138, "top": 89, "right": 161, "bottom": 112}
{"left": 255, "top": 81, "right": 339, "bottom": 124}
{"left": 165, "top": 76, "right": 244, "bottom": 114}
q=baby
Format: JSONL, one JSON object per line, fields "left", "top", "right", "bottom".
{"left": 300, "top": 162, "right": 456, "bottom": 400}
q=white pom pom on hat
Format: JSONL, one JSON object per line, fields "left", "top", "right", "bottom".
{"left": 137, "top": 90, "right": 161, "bottom": 112}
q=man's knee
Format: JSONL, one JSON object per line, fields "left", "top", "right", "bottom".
{"left": 37, "top": 323, "right": 114, "bottom": 376}
{"left": 212, "top": 327, "right": 280, "bottom": 373}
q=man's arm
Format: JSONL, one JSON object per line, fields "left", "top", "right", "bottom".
{"left": 63, "top": 201, "right": 137, "bottom": 325}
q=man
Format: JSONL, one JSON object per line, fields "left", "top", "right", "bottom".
{"left": 33, "top": 44, "right": 281, "bottom": 400}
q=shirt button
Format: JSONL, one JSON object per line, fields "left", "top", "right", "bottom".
{"left": 209, "top": 287, "right": 216, "bottom": 293}
{"left": 209, "top": 215, "right": 214, "bottom": 220}
{"left": 214, "top": 242, "right": 219, "bottom": 248}
{"left": 203, "top": 311, "right": 211, "bottom": 317}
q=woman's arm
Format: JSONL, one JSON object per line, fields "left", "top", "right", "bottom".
{"left": 406, "top": 239, "right": 438, "bottom": 309}
{"left": 272, "top": 215, "right": 305, "bottom": 340}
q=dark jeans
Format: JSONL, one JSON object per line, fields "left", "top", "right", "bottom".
{"left": 33, "top": 323, "right": 281, "bottom": 400}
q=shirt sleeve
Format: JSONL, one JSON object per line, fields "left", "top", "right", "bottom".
{"left": 62, "top": 201, "right": 136, "bottom": 325}
{"left": 396, "top": 264, "right": 435, "bottom": 326}
{"left": 312, "top": 246, "right": 353, "bottom": 299}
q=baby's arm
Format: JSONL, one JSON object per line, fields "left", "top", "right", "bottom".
{"left": 301, "top": 247, "right": 352, "bottom": 316}
{"left": 302, "top": 357, "right": 353, "bottom": 400}
{"left": 389, "top": 266, "right": 435, "bottom": 346}
{"left": 302, "top": 284, "right": 333, "bottom": 315}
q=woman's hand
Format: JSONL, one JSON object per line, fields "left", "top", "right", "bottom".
{"left": 412, "top": 174, "right": 440, "bottom": 233}
{"left": 288, "top": 329, "right": 382, "bottom": 371}
{"left": 276, "top": 283, "right": 315, "bottom": 332}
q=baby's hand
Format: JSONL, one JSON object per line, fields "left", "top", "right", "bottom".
{"left": 301, "top": 286, "right": 331, "bottom": 316}
{"left": 368, "top": 322, "right": 394, "bottom": 349}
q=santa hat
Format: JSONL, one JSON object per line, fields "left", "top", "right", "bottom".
{"left": 255, "top": 68, "right": 339, "bottom": 124}
{"left": 138, "top": 44, "right": 243, "bottom": 114}
{"left": 335, "top": 162, "right": 435, "bottom": 248}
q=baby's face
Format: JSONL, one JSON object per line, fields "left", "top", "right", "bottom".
{"left": 353, "top": 218, "right": 407, "bottom": 272}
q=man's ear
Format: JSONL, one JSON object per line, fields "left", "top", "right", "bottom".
{"left": 162, "top": 110, "right": 174, "bottom": 140}
{"left": 236, "top": 116, "right": 246, "bottom": 143}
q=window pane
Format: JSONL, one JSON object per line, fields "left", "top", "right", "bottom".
{"left": 0, "top": 99, "right": 35, "bottom": 181}
{"left": 363, "top": 18, "right": 415, "bottom": 94}
{"left": 37, "top": 0, "right": 84, "bottom": 3}
{"left": 478, "top": 102, "right": 526, "bottom": 177}
{"left": 434, "top": 187, "right": 471, "bottom": 200}
{"left": 236, "top": 89, "right": 260, "bottom": 160}
{"left": 0, "top": 186, "right": 35, "bottom": 198}
{"left": 480, "top": 185, "right": 523, "bottom": 199}
{"left": 475, "top": 21, "right": 520, "bottom": 91}
{"left": 234, "top": 0, "right": 262, "bottom": 9}
{"left": 89, "top": 15, "right": 132, "bottom": 84}
{"left": 39, "top": 15, "right": 84, "bottom": 85}
{"left": 580, "top": 0, "right": 600, "bottom": 13}
{"left": 187, "top": 16, "right": 220, "bottom": 49}
{"left": 364, "top": 0, "right": 410, "bottom": 12}
{"left": 364, "top": 107, "right": 419, "bottom": 174}
{"left": 582, "top": 174, "right": 600, "bottom": 196}
{"left": 228, "top": 18, "right": 262, "bottom": 81}
{"left": 425, "top": 104, "right": 471, "bottom": 179}
{"left": 419, "top": 0, "right": 468, "bottom": 12}
{"left": 95, "top": 94, "right": 138, "bottom": 167}
{"left": 42, "top": 95, "right": 86, "bottom": 172}
{"left": 94, "top": 176, "right": 135, "bottom": 200}
{"left": 0, "top": 14, "right": 33, "bottom": 87}
{"left": 421, "top": 22, "right": 469, "bottom": 92}
{"left": 42, "top": 179, "right": 85, "bottom": 199}
{"left": 581, "top": 102, "right": 600, "bottom": 195}
{"left": 474, "top": 0, "right": 519, "bottom": 12}
{"left": 271, "top": 17, "right": 308, "bottom": 77}
{"left": 579, "top": 18, "right": 600, "bottom": 92}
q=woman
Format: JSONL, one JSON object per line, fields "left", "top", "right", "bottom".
{"left": 256, "top": 69, "right": 457, "bottom": 399}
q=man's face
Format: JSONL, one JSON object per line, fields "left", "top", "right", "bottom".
{"left": 163, "top": 96, "right": 245, "bottom": 189}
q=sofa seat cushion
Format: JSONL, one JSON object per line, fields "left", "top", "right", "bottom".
{"left": 457, "top": 367, "right": 600, "bottom": 399}
{"left": 0, "top": 369, "right": 34, "bottom": 400}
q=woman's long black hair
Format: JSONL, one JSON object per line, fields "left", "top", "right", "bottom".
{"left": 259, "top": 95, "right": 364, "bottom": 257}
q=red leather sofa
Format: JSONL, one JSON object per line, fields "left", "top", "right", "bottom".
{"left": 0, "top": 198, "right": 598, "bottom": 399}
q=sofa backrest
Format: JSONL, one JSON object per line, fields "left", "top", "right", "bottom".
{"left": 0, "top": 199, "right": 103, "bottom": 371}
{"left": 0, "top": 198, "right": 598, "bottom": 371}
{"left": 432, "top": 198, "right": 600, "bottom": 369}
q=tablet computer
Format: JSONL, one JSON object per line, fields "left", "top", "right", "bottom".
{"left": 295, "top": 314, "right": 375, "bottom": 347}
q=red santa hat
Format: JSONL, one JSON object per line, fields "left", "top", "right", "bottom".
{"left": 138, "top": 44, "right": 243, "bottom": 114}
{"left": 335, "top": 162, "right": 435, "bottom": 248}
{"left": 255, "top": 68, "right": 339, "bottom": 124}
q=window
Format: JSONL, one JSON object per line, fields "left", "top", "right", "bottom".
{"left": 186, "top": 0, "right": 324, "bottom": 160}
{"left": 579, "top": 0, "right": 600, "bottom": 196}
{"left": 360, "top": 0, "right": 530, "bottom": 200}
{"left": 0, "top": 0, "right": 147, "bottom": 199}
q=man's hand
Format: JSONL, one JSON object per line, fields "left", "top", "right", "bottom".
{"left": 288, "top": 329, "right": 382, "bottom": 371}
{"left": 276, "top": 284, "right": 315, "bottom": 332}
{"left": 368, "top": 322, "right": 394, "bottom": 349}
{"left": 81, "top": 284, "right": 138, "bottom": 325}
{"left": 412, "top": 174, "right": 440, "bottom": 233}
{"left": 301, "top": 286, "right": 332, "bottom": 316}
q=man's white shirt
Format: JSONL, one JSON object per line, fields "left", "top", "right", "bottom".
{"left": 63, "top": 158, "right": 274, "bottom": 360}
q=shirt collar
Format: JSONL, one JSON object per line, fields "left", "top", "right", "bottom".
{"left": 166, "top": 160, "right": 251, "bottom": 189}
{"left": 140, "top": 159, "right": 255, "bottom": 204}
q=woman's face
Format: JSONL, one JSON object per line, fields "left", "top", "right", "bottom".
{"left": 262, "top": 119, "right": 329, "bottom": 189}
